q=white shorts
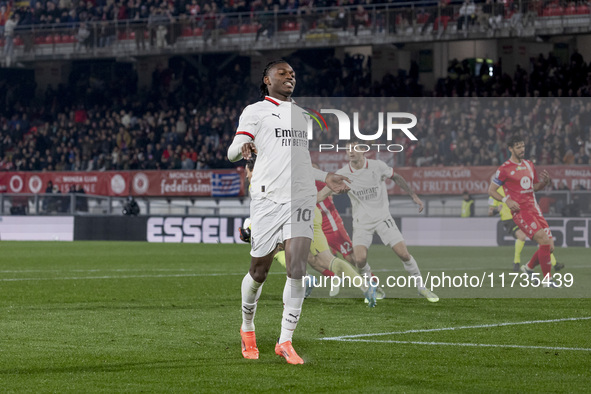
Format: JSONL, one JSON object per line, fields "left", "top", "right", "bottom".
{"left": 250, "top": 196, "right": 315, "bottom": 258}
{"left": 352, "top": 215, "right": 404, "bottom": 249}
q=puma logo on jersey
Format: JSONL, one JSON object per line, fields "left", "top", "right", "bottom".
{"left": 272, "top": 113, "right": 281, "bottom": 119}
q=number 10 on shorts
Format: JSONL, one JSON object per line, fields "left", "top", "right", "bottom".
{"left": 296, "top": 208, "right": 312, "bottom": 222}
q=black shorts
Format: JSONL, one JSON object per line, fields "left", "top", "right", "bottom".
{"left": 502, "top": 219, "right": 519, "bottom": 238}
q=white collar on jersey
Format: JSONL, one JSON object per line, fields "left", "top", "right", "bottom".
{"left": 265, "top": 96, "right": 296, "bottom": 106}
{"left": 348, "top": 157, "right": 368, "bottom": 172}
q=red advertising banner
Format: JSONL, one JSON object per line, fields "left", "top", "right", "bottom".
{"left": 0, "top": 165, "right": 587, "bottom": 197}
{"left": 310, "top": 151, "right": 591, "bottom": 195}
{"left": 0, "top": 169, "right": 245, "bottom": 197}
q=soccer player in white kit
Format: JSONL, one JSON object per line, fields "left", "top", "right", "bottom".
{"left": 318, "top": 141, "right": 439, "bottom": 303}
{"left": 227, "top": 60, "right": 350, "bottom": 364}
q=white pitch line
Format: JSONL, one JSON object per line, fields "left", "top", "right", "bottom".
{"left": 1, "top": 264, "right": 588, "bottom": 276}
{"left": 333, "top": 339, "right": 591, "bottom": 352}
{"left": 0, "top": 271, "right": 288, "bottom": 282}
{"left": 0, "top": 268, "right": 199, "bottom": 273}
{"left": 321, "top": 317, "right": 591, "bottom": 341}
{"left": 0, "top": 265, "right": 589, "bottom": 282}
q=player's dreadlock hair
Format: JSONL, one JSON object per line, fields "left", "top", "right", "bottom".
{"left": 507, "top": 134, "right": 524, "bottom": 148}
{"left": 259, "top": 59, "right": 288, "bottom": 97}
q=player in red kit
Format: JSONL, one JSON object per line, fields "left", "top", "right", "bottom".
{"left": 488, "top": 135, "right": 557, "bottom": 287}
{"left": 316, "top": 180, "right": 355, "bottom": 261}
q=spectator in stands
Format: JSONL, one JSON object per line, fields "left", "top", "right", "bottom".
{"left": 3, "top": 13, "right": 18, "bottom": 67}
{"left": 298, "top": 3, "right": 314, "bottom": 40}
{"left": 2, "top": 49, "right": 591, "bottom": 174}
{"left": 0, "top": 4, "right": 11, "bottom": 37}
{"left": 352, "top": 5, "right": 368, "bottom": 36}
{"left": 75, "top": 22, "right": 91, "bottom": 51}
{"left": 255, "top": 1, "right": 276, "bottom": 42}
{"left": 457, "top": 0, "right": 477, "bottom": 35}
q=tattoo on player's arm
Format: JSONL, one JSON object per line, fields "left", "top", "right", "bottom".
{"left": 392, "top": 173, "right": 416, "bottom": 197}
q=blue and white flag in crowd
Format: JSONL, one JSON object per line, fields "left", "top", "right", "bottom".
{"left": 211, "top": 173, "right": 241, "bottom": 197}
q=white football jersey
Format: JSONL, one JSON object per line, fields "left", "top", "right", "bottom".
{"left": 236, "top": 96, "right": 316, "bottom": 203}
{"left": 336, "top": 158, "right": 394, "bottom": 224}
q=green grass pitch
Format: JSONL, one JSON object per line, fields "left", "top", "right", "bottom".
{"left": 0, "top": 241, "right": 590, "bottom": 392}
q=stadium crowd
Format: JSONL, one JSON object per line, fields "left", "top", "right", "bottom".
{"left": 0, "top": 0, "right": 552, "bottom": 41}
{"left": 1, "top": 51, "right": 591, "bottom": 173}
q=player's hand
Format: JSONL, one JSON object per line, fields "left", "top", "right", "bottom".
{"left": 540, "top": 170, "right": 551, "bottom": 186}
{"left": 506, "top": 198, "right": 520, "bottom": 212}
{"left": 241, "top": 142, "right": 257, "bottom": 160}
{"left": 325, "top": 173, "right": 350, "bottom": 194}
{"left": 238, "top": 226, "right": 251, "bottom": 243}
{"left": 413, "top": 195, "right": 424, "bottom": 213}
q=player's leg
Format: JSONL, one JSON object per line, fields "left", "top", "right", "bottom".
{"left": 330, "top": 227, "right": 385, "bottom": 300}
{"left": 513, "top": 228, "right": 526, "bottom": 272}
{"left": 340, "top": 250, "right": 356, "bottom": 265}
{"left": 351, "top": 222, "right": 376, "bottom": 273}
{"left": 353, "top": 244, "right": 371, "bottom": 275}
{"left": 308, "top": 252, "right": 334, "bottom": 277}
{"left": 548, "top": 236, "right": 565, "bottom": 272}
{"left": 514, "top": 211, "right": 541, "bottom": 275}
{"left": 275, "top": 236, "right": 310, "bottom": 364}
{"left": 325, "top": 226, "right": 355, "bottom": 264}
{"left": 309, "top": 251, "right": 338, "bottom": 296}
{"left": 241, "top": 198, "right": 284, "bottom": 359}
{"left": 274, "top": 244, "right": 321, "bottom": 298}
{"left": 531, "top": 228, "right": 553, "bottom": 283}
{"left": 518, "top": 211, "right": 554, "bottom": 285}
{"left": 390, "top": 241, "right": 437, "bottom": 302}
{"left": 274, "top": 199, "right": 315, "bottom": 365}
{"left": 377, "top": 218, "right": 439, "bottom": 302}
{"left": 503, "top": 219, "right": 524, "bottom": 272}
{"left": 325, "top": 225, "right": 381, "bottom": 296}
{"left": 273, "top": 243, "right": 286, "bottom": 268}
{"left": 302, "top": 208, "right": 335, "bottom": 296}
{"left": 314, "top": 249, "right": 376, "bottom": 302}
{"left": 240, "top": 251, "right": 275, "bottom": 359}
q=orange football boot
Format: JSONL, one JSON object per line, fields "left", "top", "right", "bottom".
{"left": 275, "top": 341, "right": 304, "bottom": 364}
{"left": 240, "top": 329, "right": 259, "bottom": 359}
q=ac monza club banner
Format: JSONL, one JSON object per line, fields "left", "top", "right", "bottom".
{"left": 310, "top": 152, "right": 590, "bottom": 195}
{"left": 0, "top": 169, "right": 245, "bottom": 197}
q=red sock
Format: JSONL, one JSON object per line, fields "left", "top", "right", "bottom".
{"left": 527, "top": 250, "right": 540, "bottom": 269}
{"left": 322, "top": 269, "right": 334, "bottom": 277}
{"left": 538, "top": 244, "right": 552, "bottom": 279}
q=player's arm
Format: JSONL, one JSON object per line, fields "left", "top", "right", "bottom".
{"left": 488, "top": 205, "right": 496, "bottom": 216}
{"left": 533, "top": 169, "right": 551, "bottom": 192}
{"left": 391, "top": 171, "right": 423, "bottom": 213}
{"left": 488, "top": 181, "right": 519, "bottom": 212}
{"left": 229, "top": 106, "right": 259, "bottom": 162}
{"left": 313, "top": 167, "right": 350, "bottom": 194}
{"left": 227, "top": 134, "right": 257, "bottom": 162}
{"left": 487, "top": 197, "right": 501, "bottom": 216}
{"left": 317, "top": 186, "right": 334, "bottom": 203}
{"left": 488, "top": 181, "right": 505, "bottom": 202}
